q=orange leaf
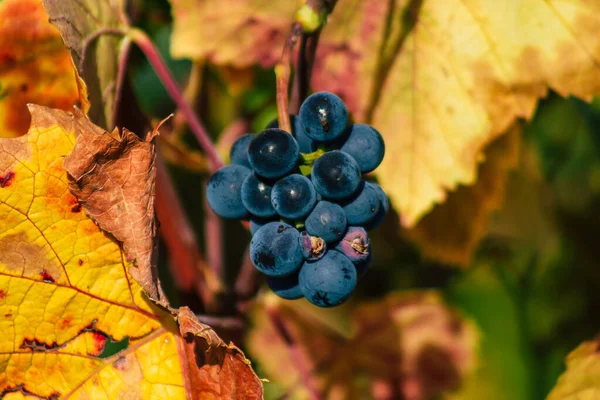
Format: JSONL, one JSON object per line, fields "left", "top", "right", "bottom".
{"left": 0, "top": 0, "right": 80, "bottom": 138}
{"left": 0, "top": 105, "right": 262, "bottom": 399}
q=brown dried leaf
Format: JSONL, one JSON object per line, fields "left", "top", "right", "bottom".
{"left": 62, "top": 112, "right": 163, "bottom": 302}
{"left": 177, "top": 307, "right": 264, "bottom": 399}
{"left": 404, "top": 123, "right": 521, "bottom": 266}
{"left": 248, "top": 291, "right": 477, "bottom": 400}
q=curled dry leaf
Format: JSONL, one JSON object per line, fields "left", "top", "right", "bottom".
{"left": 248, "top": 291, "right": 477, "bottom": 400}
{"left": 42, "top": 0, "right": 128, "bottom": 130}
{"left": 0, "top": 0, "right": 80, "bottom": 138}
{"left": 62, "top": 110, "right": 163, "bottom": 303}
{"left": 0, "top": 105, "right": 262, "bottom": 399}
{"left": 546, "top": 336, "right": 600, "bottom": 400}
{"left": 177, "top": 307, "right": 263, "bottom": 399}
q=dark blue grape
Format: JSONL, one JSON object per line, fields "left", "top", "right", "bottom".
{"left": 206, "top": 165, "right": 250, "bottom": 219}
{"left": 250, "top": 222, "right": 303, "bottom": 277}
{"left": 334, "top": 226, "right": 370, "bottom": 264}
{"left": 299, "top": 231, "right": 326, "bottom": 261}
{"left": 299, "top": 251, "right": 357, "bottom": 307}
{"left": 340, "top": 124, "right": 385, "bottom": 173}
{"left": 299, "top": 92, "right": 348, "bottom": 142}
{"left": 241, "top": 173, "right": 276, "bottom": 218}
{"left": 341, "top": 181, "right": 380, "bottom": 225}
{"left": 248, "top": 128, "right": 299, "bottom": 179}
{"left": 364, "top": 182, "right": 389, "bottom": 230}
{"left": 267, "top": 115, "right": 313, "bottom": 153}
{"left": 311, "top": 151, "right": 361, "bottom": 199}
{"left": 250, "top": 217, "right": 275, "bottom": 235}
{"left": 267, "top": 274, "right": 303, "bottom": 300}
{"left": 305, "top": 201, "right": 347, "bottom": 243}
{"left": 271, "top": 174, "right": 317, "bottom": 219}
{"left": 230, "top": 134, "right": 254, "bottom": 168}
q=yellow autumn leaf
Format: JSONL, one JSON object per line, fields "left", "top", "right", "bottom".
{"left": 0, "top": 105, "right": 262, "bottom": 399}
{"left": 546, "top": 337, "right": 600, "bottom": 400}
{"left": 0, "top": 0, "right": 80, "bottom": 138}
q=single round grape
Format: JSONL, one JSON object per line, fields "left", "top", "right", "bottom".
{"left": 299, "top": 231, "right": 326, "bottom": 261}
{"left": 250, "top": 222, "right": 303, "bottom": 277}
{"left": 305, "top": 201, "right": 347, "bottom": 243}
{"left": 241, "top": 173, "right": 277, "bottom": 218}
{"left": 229, "top": 134, "right": 254, "bottom": 168}
{"left": 206, "top": 165, "right": 250, "bottom": 219}
{"left": 364, "top": 182, "right": 389, "bottom": 230}
{"left": 311, "top": 151, "right": 361, "bottom": 199}
{"left": 299, "top": 251, "right": 357, "bottom": 307}
{"left": 267, "top": 115, "right": 313, "bottom": 153}
{"left": 341, "top": 181, "right": 381, "bottom": 225}
{"left": 334, "top": 226, "right": 370, "bottom": 264}
{"left": 250, "top": 217, "right": 276, "bottom": 235}
{"left": 340, "top": 124, "right": 385, "bottom": 173}
{"left": 299, "top": 92, "right": 348, "bottom": 142}
{"left": 271, "top": 174, "right": 317, "bottom": 219}
{"left": 267, "top": 273, "right": 304, "bottom": 300}
{"left": 248, "top": 128, "right": 299, "bottom": 179}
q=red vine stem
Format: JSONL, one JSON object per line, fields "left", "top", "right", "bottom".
{"left": 128, "top": 28, "right": 224, "bottom": 171}
{"left": 112, "top": 36, "right": 132, "bottom": 129}
{"left": 275, "top": 22, "right": 303, "bottom": 133}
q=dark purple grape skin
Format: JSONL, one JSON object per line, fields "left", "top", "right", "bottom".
{"left": 340, "top": 124, "right": 385, "bottom": 173}
{"left": 305, "top": 201, "right": 347, "bottom": 243}
{"left": 311, "top": 151, "right": 361, "bottom": 200}
{"left": 206, "top": 165, "right": 250, "bottom": 219}
{"left": 266, "top": 115, "right": 313, "bottom": 153}
{"left": 267, "top": 274, "right": 304, "bottom": 300}
{"left": 299, "top": 92, "right": 348, "bottom": 142}
{"left": 355, "top": 251, "right": 372, "bottom": 279}
{"left": 248, "top": 128, "right": 299, "bottom": 179}
{"left": 364, "top": 182, "right": 389, "bottom": 230}
{"left": 333, "top": 226, "right": 370, "bottom": 264}
{"left": 229, "top": 134, "right": 254, "bottom": 168}
{"left": 299, "top": 250, "right": 357, "bottom": 308}
{"left": 340, "top": 181, "right": 381, "bottom": 226}
{"left": 241, "top": 173, "right": 277, "bottom": 218}
{"left": 299, "top": 231, "right": 326, "bottom": 261}
{"left": 250, "top": 222, "right": 303, "bottom": 277}
{"left": 271, "top": 174, "right": 317, "bottom": 219}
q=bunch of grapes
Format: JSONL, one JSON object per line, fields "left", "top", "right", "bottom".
{"left": 206, "top": 92, "right": 388, "bottom": 307}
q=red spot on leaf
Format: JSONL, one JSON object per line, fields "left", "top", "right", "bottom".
{"left": 90, "top": 331, "right": 107, "bottom": 356}
{"left": 112, "top": 356, "right": 127, "bottom": 371}
{"left": 71, "top": 203, "right": 82, "bottom": 213}
{"left": 4, "top": 314, "right": 12, "bottom": 318}
{"left": 78, "top": 259, "right": 84, "bottom": 266}
{"left": 59, "top": 317, "right": 72, "bottom": 330}
{"left": 39, "top": 270, "right": 55, "bottom": 283}
{"left": 0, "top": 172, "right": 14, "bottom": 188}
{"left": 0, "top": 290, "right": 6, "bottom": 300}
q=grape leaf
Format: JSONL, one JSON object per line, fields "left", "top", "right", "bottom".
{"left": 404, "top": 123, "right": 521, "bottom": 266}
{"left": 546, "top": 337, "right": 600, "bottom": 400}
{"left": 0, "top": 0, "right": 80, "bottom": 138}
{"left": 41, "top": 0, "right": 128, "bottom": 130}
{"left": 170, "top": 0, "right": 302, "bottom": 67}
{"left": 0, "top": 105, "right": 262, "bottom": 399}
{"left": 248, "top": 291, "right": 477, "bottom": 399}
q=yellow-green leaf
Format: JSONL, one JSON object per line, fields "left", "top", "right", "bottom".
{"left": 0, "top": 105, "right": 262, "bottom": 399}
{"left": 546, "top": 337, "right": 600, "bottom": 400}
